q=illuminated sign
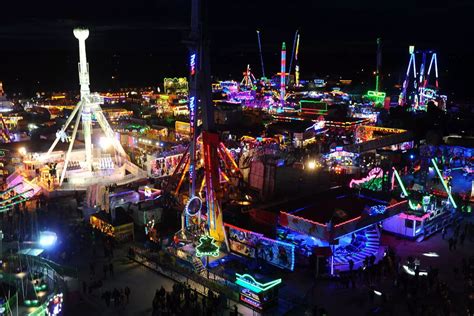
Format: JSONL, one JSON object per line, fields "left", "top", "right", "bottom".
{"left": 235, "top": 273, "right": 282, "bottom": 294}
{"left": 365, "top": 90, "right": 386, "bottom": 105}
{"left": 189, "top": 96, "right": 196, "bottom": 129}
{"left": 185, "top": 196, "right": 202, "bottom": 216}
{"left": 367, "top": 90, "right": 386, "bottom": 98}
{"left": 196, "top": 235, "right": 220, "bottom": 257}
{"left": 349, "top": 167, "right": 383, "bottom": 188}
{"left": 189, "top": 53, "right": 196, "bottom": 76}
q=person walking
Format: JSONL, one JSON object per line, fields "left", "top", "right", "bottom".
{"left": 349, "top": 259, "right": 354, "bottom": 272}
{"left": 460, "top": 233, "right": 466, "bottom": 246}
{"left": 125, "top": 286, "right": 130, "bottom": 303}
{"left": 113, "top": 288, "right": 119, "bottom": 307}
{"left": 109, "top": 262, "right": 114, "bottom": 277}
{"left": 89, "top": 262, "right": 95, "bottom": 277}
{"left": 104, "top": 291, "right": 111, "bottom": 307}
{"left": 103, "top": 264, "right": 108, "bottom": 280}
{"left": 442, "top": 227, "right": 447, "bottom": 240}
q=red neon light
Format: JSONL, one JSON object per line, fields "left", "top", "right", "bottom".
{"left": 386, "top": 200, "right": 408, "bottom": 209}
{"left": 280, "top": 211, "right": 327, "bottom": 227}
{"left": 334, "top": 216, "right": 362, "bottom": 227}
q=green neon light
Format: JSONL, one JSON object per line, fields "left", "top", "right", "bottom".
{"left": 235, "top": 273, "right": 282, "bottom": 294}
{"left": 196, "top": 235, "right": 220, "bottom": 257}
{"left": 34, "top": 284, "right": 47, "bottom": 291}
{"left": 24, "top": 299, "right": 39, "bottom": 307}
{"left": 0, "top": 196, "right": 31, "bottom": 212}
{"left": 365, "top": 90, "right": 386, "bottom": 105}
{"left": 299, "top": 100, "right": 328, "bottom": 112}
{"left": 431, "top": 159, "right": 457, "bottom": 208}
{"left": 367, "top": 90, "right": 386, "bottom": 98}
{"left": 393, "top": 168, "right": 417, "bottom": 210}
{"left": 0, "top": 190, "right": 31, "bottom": 205}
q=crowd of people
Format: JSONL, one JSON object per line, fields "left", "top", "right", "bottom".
{"left": 151, "top": 282, "right": 234, "bottom": 316}
{"left": 100, "top": 286, "right": 131, "bottom": 308}
{"left": 316, "top": 219, "right": 474, "bottom": 316}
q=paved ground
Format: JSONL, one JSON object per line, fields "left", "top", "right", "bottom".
{"left": 5, "top": 193, "right": 474, "bottom": 315}
{"left": 67, "top": 242, "right": 257, "bottom": 316}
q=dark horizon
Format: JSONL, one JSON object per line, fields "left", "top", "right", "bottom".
{"left": 1, "top": 0, "right": 473, "bottom": 102}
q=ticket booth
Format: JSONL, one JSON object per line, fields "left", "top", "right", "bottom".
{"left": 235, "top": 273, "right": 281, "bottom": 310}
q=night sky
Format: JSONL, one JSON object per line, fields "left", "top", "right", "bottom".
{"left": 1, "top": 0, "right": 474, "bottom": 102}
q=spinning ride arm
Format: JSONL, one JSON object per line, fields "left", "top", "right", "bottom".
{"left": 59, "top": 102, "right": 83, "bottom": 186}
{"left": 202, "top": 131, "right": 226, "bottom": 242}
{"left": 94, "top": 107, "right": 129, "bottom": 159}
{"left": 44, "top": 100, "right": 84, "bottom": 160}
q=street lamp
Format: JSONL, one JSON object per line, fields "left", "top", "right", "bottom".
{"left": 39, "top": 231, "right": 57, "bottom": 248}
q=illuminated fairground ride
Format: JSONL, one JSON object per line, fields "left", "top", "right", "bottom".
{"left": 383, "top": 161, "right": 459, "bottom": 240}
{"left": 364, "top": 38, "right": 387, "bottom": 108}
{"left": 31, "top": 28, "right": 145, "bottom": 190}
{"left": 241, "top": 64, "right": 256, "bottom": 89}
{"left": 165, "top": 0, "right": 245, "bottom": 248}
{"left": 0, "top": 115, "right": 12, "bottom": 143}
{"left": 398, "top": 46, "right": 446, "bottom": 111}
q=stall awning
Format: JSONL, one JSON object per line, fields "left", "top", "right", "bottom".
{"left": 18, "top": 248, "right": 44, "bottom": 256}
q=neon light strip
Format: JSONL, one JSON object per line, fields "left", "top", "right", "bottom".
{"left": 431, "top": 159, "right": 457, "bottom": 208}
{"left": 235, "top": 273, "right": 282, "bottom": 293}
{"left": 392, "top": 168, "right": 417, "bottom": 210}
{"left": 399, "top": 212, "right": 430, "bottom": 221}
{"left": 334, "top": 216, "right": 361, "bottom": 227}
{"left": 386, "top": 200, "right": 408, "bottom": 209}
{"left": 0, "top": 190, "right": 32, "bottom": 204}
{"left": 280, "top": 211, "right": 327, "bottom": 227}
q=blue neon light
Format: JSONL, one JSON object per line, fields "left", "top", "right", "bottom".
{"left": 190, "top": 54, "right": 196, "bottom": 76}
{"left": 235, "top": 273, "right": 282, "bottom": 294}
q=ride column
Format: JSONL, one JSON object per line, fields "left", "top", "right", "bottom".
{"left": 74, "top": 28, "right": 93, "bottom": 171}
{"left": 280, "top": 42, "right": 286, "bottom": 107}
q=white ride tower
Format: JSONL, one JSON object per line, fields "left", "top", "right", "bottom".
{"left": 42, "top": 28, "right": 138, "bottom": 188}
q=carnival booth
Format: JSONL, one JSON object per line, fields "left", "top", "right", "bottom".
{"left": 90, "top": 208, "right": 134, "bottom": 242}
{"left": 235, "top": 273, "right": 281, "bottom": 310}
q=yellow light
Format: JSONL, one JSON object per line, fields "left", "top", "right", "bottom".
{"left": 18, "top": 147, "right": 27, "bottom": 155}
{"left": 307, "top": 160, "right": 316, "bottom": 170}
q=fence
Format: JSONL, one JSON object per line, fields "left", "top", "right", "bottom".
{"left": 130, "top": 247, "right": 241, "bottom": 301}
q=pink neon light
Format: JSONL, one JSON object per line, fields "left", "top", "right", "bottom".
{"left": 349, "top": 168, "right": 383, "bottom": 188}
{"left": 280, "top": 211, "right": 327, "bottom": 227}
{"left": 334, "top": 216, "right": 362, "bottom": 227}
{"left": 399, "top": 212, "right": 430, "bottom": 221}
